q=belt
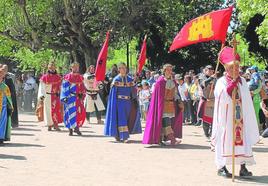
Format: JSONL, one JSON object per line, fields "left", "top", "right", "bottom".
{"left": 46, "top": 92, "right": 59, "bottom": 95}
{"left": 117, "top": 95, "right": 131, "bottom": 100}
{"left": 164, "top": 99, "right": 174, "bottom": 102}
{"left": 87, "top": 93, "right": 97, "bottom": 96}
{"left": 86, "top": 89, "right": 99, "bottom": 93}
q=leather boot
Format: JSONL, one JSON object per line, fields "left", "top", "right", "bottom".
{"left": 115, "top": 136, "right": 121, "bottom": 142}
{"left": 48, "top": 126, "right": 52, "bottom": 131}
{"left": 53, "top": 124, "right": 61, "bottom": 131}
{"left": 239, "top": 164, "right": 253, "bottom": 177}
{"left": 74, "top": 127, "right": 82, "bottom": 136}
{"left": 217, "top": 166, "right": 232, "bottom": 178}
{"left": 69, "top": 129, "right": 73, "bottom": 136}
{"left": 97, "top": 119, "right": 104, "bottom": 124}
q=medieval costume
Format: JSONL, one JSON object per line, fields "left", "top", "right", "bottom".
{"left": 38, "top": 69, "right": 62, "bottom": 131}
{"left": 143, "top": 65, "right": 183, "bottom": 145}
{"left": 104, "top": 73, "right": 142, "bottom": 142}
{"left": 211, "top": 47, "right": 259, "bottom": 178}
{"left": 199, "top": 65, "right": 216, "bottom": 138}
{"left": 0, "top": 79, "right": 13, "bottom": 144}
{"left": 23, "top": 75, "right": 36, "bottom": 112}
{"left": 4, "top": 73, "right": 18, "bottom": 128}
{"left": 83, "top": 72, "right": 105, "bottom": 124}
{"left": 60, "top": 65, "right": 86, "bottom": 136}
{"left": 251, "top": 81, "right": 262, "bottom": 131}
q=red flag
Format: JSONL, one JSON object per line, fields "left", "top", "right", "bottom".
{"left": 169, "top": 6, "right": 233, "bottom": 52}
{"left": 95, "top": 31, "right": 110, "bottom": 81}
{"left": 137, "top": 36, "right": 147, "bottom": 74}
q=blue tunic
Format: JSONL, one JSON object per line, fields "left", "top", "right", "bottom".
{"left": 104, "top": 74, "right": 141, "bottom": 140}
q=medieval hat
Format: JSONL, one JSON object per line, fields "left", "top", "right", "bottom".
{"left": 218, "top": 46, "right": 240, "bottom": 66}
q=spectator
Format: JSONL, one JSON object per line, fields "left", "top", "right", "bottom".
{"left": 140, "top": 82, "right": 151, "bottom": 120}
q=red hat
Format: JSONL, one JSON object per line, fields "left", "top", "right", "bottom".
{"left": 219, "top": 47, "right": 240, "bottom": 65}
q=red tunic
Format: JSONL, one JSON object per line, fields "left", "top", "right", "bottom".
{"left": 40, "top": 73, "right": 63, "bottom": 124}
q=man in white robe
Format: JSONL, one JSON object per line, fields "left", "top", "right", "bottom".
{"left": 211, "top": 46, "right": 259, "bottom": 178}
{"left": 83, "top": 65, "right": 105, "bottom": 124}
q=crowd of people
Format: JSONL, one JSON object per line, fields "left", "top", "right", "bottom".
{"left": 0, "top": 45, "right": 268, "bottom": 178}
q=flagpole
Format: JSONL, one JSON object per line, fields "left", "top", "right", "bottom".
{"left": 231, "top": 33, "right": 238, "bottom": 182}
{"left": 208, "top": 42, "right": 225, "bottom": 98}
{"left": 214, "top": 43, "right": 225, "bottom": 74}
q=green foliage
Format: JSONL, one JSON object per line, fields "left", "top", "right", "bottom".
{"left": 0, "top": 37, "right": 16, "bottom": 57}
{"left": 237, "top": 34, "right": 266, "bottom": 70}
{"left": 0, "top": 0, "right": 265, "bottom": 73}
{"left": 107, "top": 39, "right": 138, "bottom": 72}
{"left": 14, "top": 48, "right": 68, "bottom": 73}
{"left": 237, "top": 0, "right": 268, "bottom": 47}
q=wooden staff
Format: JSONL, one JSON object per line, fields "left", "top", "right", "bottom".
{"left": 208, "top": 43, "right": 225, "bottom": 99}
{"left": 231, "top": 33, "right": 239, "bottom": 182}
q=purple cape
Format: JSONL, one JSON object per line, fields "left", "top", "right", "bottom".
{"left": 142, "top": 76, "right": 183, "bottom": 144}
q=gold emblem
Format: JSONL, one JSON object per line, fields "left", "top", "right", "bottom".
{"left": 188, "top": 15, "right": 214, "bottom": 41}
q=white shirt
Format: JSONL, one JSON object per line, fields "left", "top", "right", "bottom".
{"left": 24, "top": 77, "right": 36, "bottom": 91}
{"left": 140, "top": 89, "right": 150, "bottom": 104}
{"left": 178, "top": 83, "right": 188, "bottom": 101}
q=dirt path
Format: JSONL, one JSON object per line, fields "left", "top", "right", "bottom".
{"left": 1, "top": 113, "right": 267, "bottom": 186}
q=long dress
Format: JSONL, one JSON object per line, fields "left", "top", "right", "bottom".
{"left": 38, "top": 73, "right": 63, "bottom": 127}
{"left": 104, "top": 74, "right": 142, "bottom": 140}
{"left": 4, "top": 75, "right": 18, "bottom": 128}
{"left": 60, "top": 73, "right": 86, "bottom": 129}
{"left": 211, "top": 76, "right": 259, "bottom": 169}
{"left": 0, "top": 82, "right": 13, "bottom": 142}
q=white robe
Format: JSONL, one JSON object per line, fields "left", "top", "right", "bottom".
{"left": 38, "top": 81, "right": 53, "bottom": 126}
{"left": 211, "top": 76, "right": 259, "bottom": 169}
{"left": 83, "top": 73, "right": 105, "bottom": 113}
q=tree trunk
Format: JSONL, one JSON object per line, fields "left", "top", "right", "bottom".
{"left": 83, "top": 46, "right": 98, "bottom": 69}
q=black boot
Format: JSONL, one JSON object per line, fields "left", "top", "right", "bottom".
{"left": 115, "top": 136, "right": 121, "bottom": 142}
{"left": 53, "top": 124, "right": 61, "bottom": 131}
{"left": 239, "top": 164, "right": 253, "bottom": 177}
{"left": 217, "top": 166, "right": 232, "bottom": 178}
{"left": 48, "top": 126, "right": 52, "bottom": 131}
{"left": 74, "top": 127, "right": 82, "bottom": 136}
{"left": 69, "top": 129, "right": 73, "bottom": 136}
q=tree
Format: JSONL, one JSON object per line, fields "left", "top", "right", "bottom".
{"left": 0, "top": 0, "right": 231, "bottom": 73}
{"left": 237, "top": 0, "right": 268, "bottom": 64}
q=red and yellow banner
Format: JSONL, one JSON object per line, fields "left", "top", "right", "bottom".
{"left": 169, "top": 6, "right": 233, "bottom": 52}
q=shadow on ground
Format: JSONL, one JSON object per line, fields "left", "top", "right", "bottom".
{"left": 109, "top": 140, "right": 143, "bottom": 144}
{"left": 19, "top": 124, "right": 37, "bottom": 127}
{"left": 3, "top": 143, "right": 45, "bottom": 148}
{"left": 145, "top": 143, "right": 210, "bottom": 150}
{"left": 235, "top": 175, "right": 268, "bottom": 185}
{"left": 253, "top": 147, "right": 268, "bottom": 153}
{"left": 12, "top": 127, "right": 41, "bottom": 132}
{"left": 0, "top": 154, "right": 27, "bottom": 160}
{"left": 71, "top": 134, "right": 107, "bottom": 138}
{"left": 12, "top": 133, "right": 35, "bottom": 137}
{"left": 19, "top": 120, "right": 38, "bottom": 123}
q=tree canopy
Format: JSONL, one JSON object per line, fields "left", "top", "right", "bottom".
{"left": 0, "top": 0, "right": 267, "bottom": 73}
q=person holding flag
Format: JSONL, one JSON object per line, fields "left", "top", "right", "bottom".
{"left": 211, "top": 46, "right": 259, "bottom": 178}
{"left": 83, "top": 65, "right": 105, "bottom": 125}
{"left": 104, "top": 62, "right": 142, "bottom": 142}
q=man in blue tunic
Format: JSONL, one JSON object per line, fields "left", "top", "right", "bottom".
{"left": 104, "top": 62, "right": 141, "bottom": 142}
